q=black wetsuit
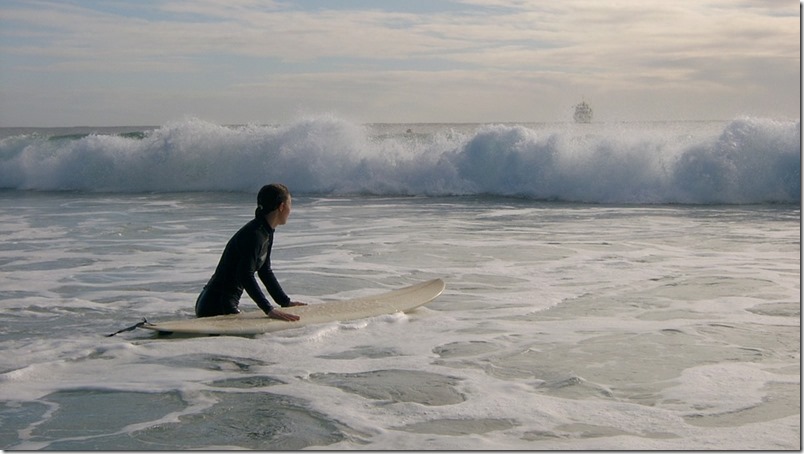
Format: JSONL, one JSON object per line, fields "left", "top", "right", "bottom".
{"left": 195, "top": 216, "right": 291, "bottom": 317}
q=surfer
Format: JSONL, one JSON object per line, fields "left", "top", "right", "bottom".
{"left": 195, "top": 183, "right": 305, "bottom": 321}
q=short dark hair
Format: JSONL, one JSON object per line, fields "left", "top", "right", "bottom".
{"left": 256, "top": 183, "right": 290, "bottom": 217}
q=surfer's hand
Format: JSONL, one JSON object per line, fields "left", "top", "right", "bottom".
{"left": 268, "top": 308, "right": 300, "bottom": 322}
{"left": 287, "top": 301, "right": 307, "bottom": 307}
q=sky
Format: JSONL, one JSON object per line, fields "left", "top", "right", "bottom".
{"left": 0, "top": 0, "right": 800, "bottom": 126}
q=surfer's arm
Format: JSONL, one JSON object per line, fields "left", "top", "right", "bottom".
{"left": 238, "top": 268, "right": 300, "bottom": 320}
{"left": 237, "top": 259, "right": 275, "bottom": 313}
{"left": 232, "top": 229, "right": 288, "bottom": 314}
{"left": 254, "top": 265, "right": 301, "bottom": 320}
{"left": 257, "top": 262, "right": 293, "bottom": 307}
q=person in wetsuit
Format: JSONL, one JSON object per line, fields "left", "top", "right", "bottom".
{"left": 195, "top": 183, "right": 304, "bottom": 321}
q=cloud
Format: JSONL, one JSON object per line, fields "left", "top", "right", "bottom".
{"left": 0, "top": 0, "right": 798, "bottom": 125}
{"left": 5, "top": 0, "right": 792, "bottom": 69}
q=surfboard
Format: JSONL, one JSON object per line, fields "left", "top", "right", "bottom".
{"left": 141, "top": 278, "right": 445, "bottom": 336}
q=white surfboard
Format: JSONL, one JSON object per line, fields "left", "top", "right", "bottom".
{"left": 141, "top": 278, "right": 445, "bottom": 336}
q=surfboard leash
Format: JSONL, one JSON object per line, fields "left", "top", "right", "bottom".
{"left": 106, "top": 318, "right": 149, "bottom": 337}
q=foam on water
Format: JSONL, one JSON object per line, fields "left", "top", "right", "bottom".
{"left": 0, "top": 192, "right": 799, "bottom": 450}
{"left": 0, "top": 116, "right": 799, "bottom": 204}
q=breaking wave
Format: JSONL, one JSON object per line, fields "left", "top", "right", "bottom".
{"left": 0, "top": 115, "right": 799, "bottom": 204}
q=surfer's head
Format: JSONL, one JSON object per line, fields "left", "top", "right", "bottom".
{"left": 256, "top": 183, "right": 291, "bottom": 220}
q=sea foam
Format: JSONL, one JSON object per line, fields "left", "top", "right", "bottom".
{"left": 0, "top": 116, "right": 799, "bottom": 204}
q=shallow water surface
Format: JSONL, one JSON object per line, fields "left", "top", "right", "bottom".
{"left": 0, "top": 192, "right": 799, "bottom": 450}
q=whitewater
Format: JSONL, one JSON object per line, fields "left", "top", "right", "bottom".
{"left": 0, "top": 116, "right": 800, "bottom": 203}
{"left": 0, "top": 116, "right": 800, "bottom": 450}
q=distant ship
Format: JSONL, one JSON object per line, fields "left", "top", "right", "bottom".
{"left": 573, "top": 100, "right": 593, "bottom": 123}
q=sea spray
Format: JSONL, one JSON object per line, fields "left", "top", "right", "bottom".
{"left": 671, "top": 117, "right": 801, "bottom": 203}
{"left": 0, "top": 116, "right": 798, "bottom": 204}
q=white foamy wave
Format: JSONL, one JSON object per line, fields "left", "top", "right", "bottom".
{"left": 0, "top": 116, "right": 799, "bottom": 204}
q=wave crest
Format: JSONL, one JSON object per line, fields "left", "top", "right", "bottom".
{"left": 0, "top": 116, "right": 799, "bottom": 204}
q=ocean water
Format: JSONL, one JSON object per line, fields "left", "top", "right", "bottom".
{"left": 0, "top": 118, "right": 800, "bottom": 450}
